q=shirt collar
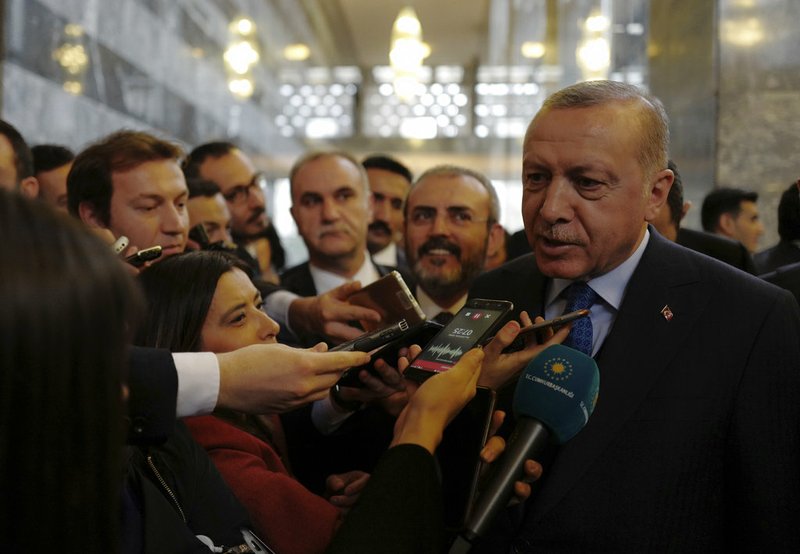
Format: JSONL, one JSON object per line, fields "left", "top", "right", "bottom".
{"left": 371, "top": 242, "right": 398, "bottom": 267}
{"left": 415, "top": 286, "right": 468, "bottom": 321}
{"left": 308, "top": 253, "right": 380, "bottom": 294}
{"left": 546, "top": 228, "right": 651, "bottom": 311}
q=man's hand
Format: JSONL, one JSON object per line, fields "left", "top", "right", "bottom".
{"left": 479, "top": 311, "right": 571, "bottom": 390}
{"left": 325, "top": 470, "right": 370, "bottom": 513}
{"left": 215, "top": 342, "right": 370, "bottom": 414}
{"left": 287, "top": 281, "right": 382, "bottom": 343}
{"left": 332, "top": 356, "right": 408, "bottom": 413}
{"left": 479, "top": 411, "right": 543, "bottom": 504}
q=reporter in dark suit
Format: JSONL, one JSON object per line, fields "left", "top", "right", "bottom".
{"left": 469, "top": 80, "right": 800, "bottom": 552}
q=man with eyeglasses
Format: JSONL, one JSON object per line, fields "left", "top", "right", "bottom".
{"left": 183, "top": 141, "right": 285, "bottom": 280}
{"left": 404, "top": 164, "right": 504, "bottom": 322}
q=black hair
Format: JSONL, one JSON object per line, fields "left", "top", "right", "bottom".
{"left": 777, "top": 181, "right": 800, "bottom": 242}
{"left": 137, "top": 250, "right": 250, "bottom": 352}
{"left": 701, "top": 187, "right": 759, "bottom": 232}
{"left": 187, "top": 178, "right": 223, "bottom": 199}
{"left": 31, "top": 144, "right": 75, "bottom": 174}
{"left": 665, "top": 160, "right": 685, "bottom": 229}
{"left": 362, "top": 154, "right": 413, "bottom": 183}
{"left": 0, "top": 189, "right": 141, "bottom": 552}
{"left": 182, "top": 141, "right": 238, "bottom": 180}
{"left": 0, "top": 119, "right": 34, "bottom": 182}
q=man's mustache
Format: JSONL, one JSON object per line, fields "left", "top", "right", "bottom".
{"left": 247, "top": 207, "right": 266, "bottom": 225}
{"left": 534, "top": 224, "right": 585, "bottom": 246}
{"left": 368, "top": 220, "right": 392, "bottom": 235}
{"left": 419, "top": 236, "right": 461, "bottom": 258}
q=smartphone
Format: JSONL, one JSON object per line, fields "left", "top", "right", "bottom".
{"left": 438, "top": 386, "right": 496, "bottom": 532}
{"left": 329, "top": 318, "right": 421, "bottom": 353}
{"left": 516, "top": 308, "right": 590, "bottom": 342}
{"left": 125, "top": 245, "right": 163, "bottom": 267}
{"left": 404, "top": 298, "right": 514, "bottom": 382}
{"left": 347, "top": 271, "right": 426, "bottom": 331}
{"left": 335, "top": 320, "right": 444, "bottom": 388}
{"left": 488, "top": 308, "right": 591, "bottom": 352}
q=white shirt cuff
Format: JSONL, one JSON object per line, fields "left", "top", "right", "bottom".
{"left": 264, "top": 289, "right": 298, "bottom": 334}
{"left": 311, "top": 395, "right": 353, "bottom": 435}
{"left": 173, "top": 352, "right": 220, "bottom": 418}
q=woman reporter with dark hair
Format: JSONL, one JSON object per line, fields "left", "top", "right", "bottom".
{"left": 138, "top": 250, "right": 359, "bottom": 554}
{"left": 0, "top": 189, "right": 142, "bottom": 553}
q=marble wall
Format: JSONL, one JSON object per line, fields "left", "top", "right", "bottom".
{"left": 650, "top": 0, "right": 800, "bottom": 248}
{"left": 716, "top": 0, "right": 800, "bottom": 250}
{"left": 1, "top": 0, "right": 303, "bottom": 165}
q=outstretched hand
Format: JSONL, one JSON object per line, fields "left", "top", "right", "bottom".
{"left": 215, "top": 342, "right": 370, "bottom": 414}
{"left": 288, "top": 281, "right": 382, "bottom": 343}
{"left": 479, "top": 311, "right": 571, "bottom": 390}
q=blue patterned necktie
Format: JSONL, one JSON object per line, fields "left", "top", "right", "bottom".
{"left": 562, "top": 282, "right": 598, "bottom": 356}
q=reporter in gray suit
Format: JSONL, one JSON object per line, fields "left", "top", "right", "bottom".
{"left": 469, "top": 80, "right": 800, "bottom": 552}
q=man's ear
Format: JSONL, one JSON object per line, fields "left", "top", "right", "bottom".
{"left": 718, "top": 212, "right": 737, "bottom": 237}
{"left": 19, "top": 176, "right": 39, "bottom": 199}
{"left": 644, "top": 168, "right": 673, "bottom": 221}
{"left": 485, "top": 223, "right": 505, "bottom": 259}
{"left": 78, "top": 200, "right": 108, "bottom": 230}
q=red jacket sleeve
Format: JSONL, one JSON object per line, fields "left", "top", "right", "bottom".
{"left": 185, "top": 415, "right": 341, "bottom": 554}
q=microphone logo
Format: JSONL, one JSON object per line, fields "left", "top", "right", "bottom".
{"left": 543, "top": 355, "right": 573, "bottom": 382}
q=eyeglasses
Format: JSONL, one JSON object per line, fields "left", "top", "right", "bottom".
{"left": 222, "top": 172, "right": 268, "bottom": 205}
{"left": 408, "top": 206, "right": 490, "bottom": 228}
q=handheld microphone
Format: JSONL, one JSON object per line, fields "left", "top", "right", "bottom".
{"left": 458, "top": 344, "right": 600, "bottom": 546}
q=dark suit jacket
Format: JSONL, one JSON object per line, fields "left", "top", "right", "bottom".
{"left": 278, "top": 259, "right": 411, "bottom": 493}
{"left": 469, "top": 231, "right": 800, "bottom": 551}
{"left": 676, "top": 227, "right": 757, "bottom": 274}
{"left": 761, "top": 260, "right": 800, "bottom": 304}
{"left": 754, "top": 240, "right": 800, "bottom": 274}
{"left": 127, "top": 346, "right": 178, "bottom": 445}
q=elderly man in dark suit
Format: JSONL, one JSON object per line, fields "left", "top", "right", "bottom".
{"left": 469, "top": 80, "right": 800, "bottom": 552}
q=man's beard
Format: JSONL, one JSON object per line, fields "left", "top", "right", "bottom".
{"left": 412, "top": 236, "right": 486, "bottom": 299}
{"left": 232, "top": 208, "right": 268, "bottom": 243}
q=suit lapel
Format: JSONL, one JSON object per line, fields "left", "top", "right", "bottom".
{"left": 529, "top": 233, "right": 711, "bottom": 521}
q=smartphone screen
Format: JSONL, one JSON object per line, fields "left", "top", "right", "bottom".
{"left": 404, "top": 299, "right": 513, "bottom": 381}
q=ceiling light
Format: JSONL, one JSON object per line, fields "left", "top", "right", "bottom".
{"left": 390, "top": 7, "right": 430, "bottom": 101}
{"left": 521, "top": 41, "right": 546, "bottom": 59}
{"left": 283, "top": 43, "right": 310, "bottom": 61}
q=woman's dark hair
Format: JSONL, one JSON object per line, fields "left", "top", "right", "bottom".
{"left": 0, "top": 189, "right": 142, "bottom": 552}
{"left": 778, "top": 181, "right": 800, "bottom": 242}
{"left": 137, "top": 250, "right": 250, "bottom": 352}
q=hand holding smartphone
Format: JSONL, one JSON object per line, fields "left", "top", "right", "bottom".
{"left": 346, "top": 271, "right": 425, "bottom": 331}
{"left": 486, "top": 308, "right": 591, "bottom": 352}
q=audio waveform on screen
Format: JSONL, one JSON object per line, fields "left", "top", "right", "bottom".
{"left": 427, "top": 343, "right": 465, "bottom": 360}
